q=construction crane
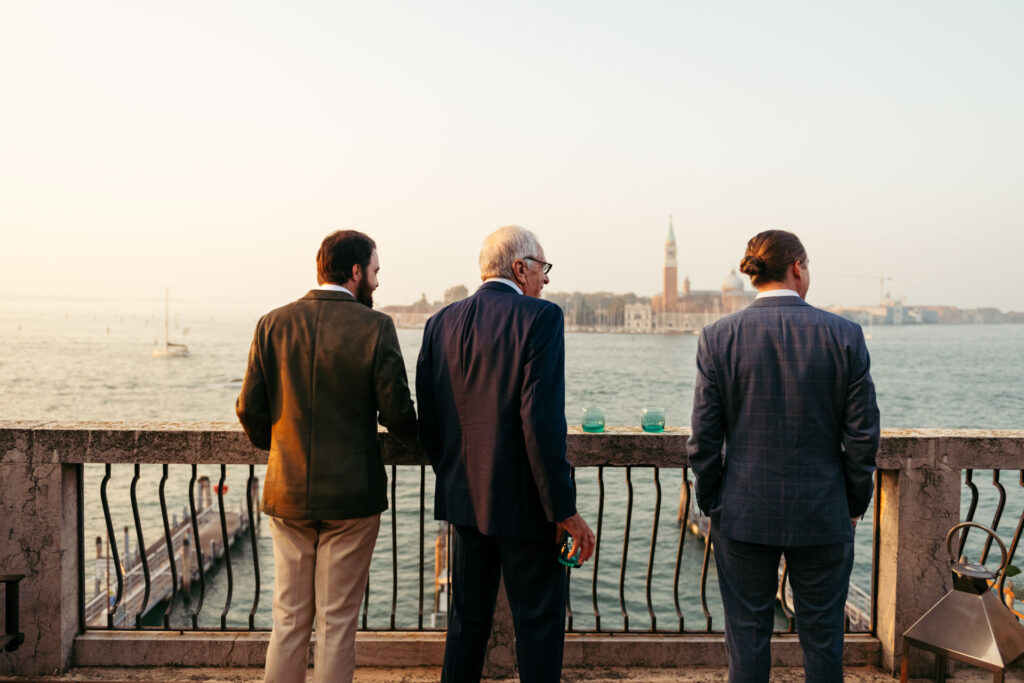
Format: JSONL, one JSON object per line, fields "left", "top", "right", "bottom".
{"left": 844, "top": 274, "right": 893, "bottom": 306}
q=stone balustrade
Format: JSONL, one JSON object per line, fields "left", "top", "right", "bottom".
{"left": 2, "top": 422, "right": 1023, "bottom": 677}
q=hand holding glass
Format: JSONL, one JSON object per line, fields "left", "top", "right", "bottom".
{"left": 558, "top": 534, "right": 581, "bottom": 568}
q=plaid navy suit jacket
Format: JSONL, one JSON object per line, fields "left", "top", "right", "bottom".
{"left": 687, "top": 295, "right": 879, "bottom": 546}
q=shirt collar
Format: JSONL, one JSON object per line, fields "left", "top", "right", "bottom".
{"left": 483, "top": 277, "right": 523, "bottom": 295}
{"left": 318, "top": 283, "right": 354, "bottom": 297}
{"left": 756, "top": 288, "right": 801, "bottom": 300}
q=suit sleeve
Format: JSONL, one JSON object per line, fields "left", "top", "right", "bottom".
{"left": 520, "top": 304, "right": 576, "bottom": 523}
{"left": 841, "top": 330, "right": 880, "bottom": 518}
{"left": 415, "top": 317, "right": 442, "bottom": 472}
{"left": 687, "top": 329, "right": 726, "bottom": 515}
{"left": 236, "top": 321, "right": 271, "bottom": 450}
{"left": 373, "top": 316, "right": 419, "bottom": 449}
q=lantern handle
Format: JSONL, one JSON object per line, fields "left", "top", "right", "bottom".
{"left": 945, "top": 522, "right": 1009, "bottom": 574}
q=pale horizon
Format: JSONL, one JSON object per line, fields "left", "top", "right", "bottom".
{"left": 2, "top": 2, "right": 1021, "bottom": 313}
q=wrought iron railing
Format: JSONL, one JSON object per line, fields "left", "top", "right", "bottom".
{"left": 83, "top": 459, "right": 875, "bottom": 635}
{"left": 19, "top": 425, "right": 1024, "bottom": 674}
{"left": 87, "top": 463, "right": 263, "bottom": 630}
{"left": 956, "top": 469, "right": 1024, "bottom": 617}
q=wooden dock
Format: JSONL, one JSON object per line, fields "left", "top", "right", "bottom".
{"left": 86, "top": 477, "right": 257, "bottom": 628}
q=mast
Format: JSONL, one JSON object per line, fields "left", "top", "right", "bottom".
{"left": 164, "top": 287, "right": 169, "bottom": 349}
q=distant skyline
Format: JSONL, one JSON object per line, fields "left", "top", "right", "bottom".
{"left": 2, "top": 2, "right": 1021, "bottom": 313}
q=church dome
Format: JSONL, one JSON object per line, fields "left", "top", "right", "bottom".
{"left": 721, "top": 269, "right": 744, "bottom": 293}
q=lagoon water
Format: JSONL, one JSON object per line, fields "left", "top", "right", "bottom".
{"left": 2, "top": 297, "right": 1022, "bottom": 631}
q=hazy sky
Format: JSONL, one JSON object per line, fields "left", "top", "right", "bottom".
{"left": 2, "top": 1, "right": 1021, "bottom": 312}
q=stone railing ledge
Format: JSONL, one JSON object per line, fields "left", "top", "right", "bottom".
{"left": 2, "top": 422, "right": 1023, "bottom": 469}
{"left": 876, "top": 428, "right": 1024, "bottom": 470}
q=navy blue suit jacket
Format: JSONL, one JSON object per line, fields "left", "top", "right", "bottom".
{"left": 416, "top": 281, "right": 576, "bottom": 540}
{"left": 687, "top": 296, "right": 880, "bottom": 546}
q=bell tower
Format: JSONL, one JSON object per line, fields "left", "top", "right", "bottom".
{"left": 662, "top": 216, "right": 678, "bottom": 312}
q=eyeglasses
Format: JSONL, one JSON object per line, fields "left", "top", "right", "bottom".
{"left": 524, "top": 256, "right": 553, "bottom": 274}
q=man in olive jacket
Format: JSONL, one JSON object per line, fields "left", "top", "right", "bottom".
{"left": 236, "top": 230, "right": 417, "bottom": 683}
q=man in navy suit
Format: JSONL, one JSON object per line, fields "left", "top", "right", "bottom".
{"left": 417, "top": 225, "right": 595, "bottom": 683}
{"left": 688, "top": 230, "right": 880, "bottom": 683}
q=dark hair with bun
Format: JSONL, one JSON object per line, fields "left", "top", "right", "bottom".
{"left": 739, "top": 230, "right": 807, "bottom": 287}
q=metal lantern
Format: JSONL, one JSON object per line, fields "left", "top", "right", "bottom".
{"left": 901, "top": 522, "right": 1024, "bottom": 683}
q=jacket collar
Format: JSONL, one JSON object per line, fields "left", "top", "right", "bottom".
{"left": 477, "top": 281, "right": 521, "bottom": 295}
{"left": 302, "top": 289, "right": 357, "bottom": 302}
{"left": 749, "top": 295, "right": 810, "bottom": 308}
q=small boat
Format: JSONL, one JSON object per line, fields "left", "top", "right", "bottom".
{"left": 153, "top": 342, "right": 190, "bottom": 359}
{"left": 152, "top": 287, "right": 190, "bottom": 359}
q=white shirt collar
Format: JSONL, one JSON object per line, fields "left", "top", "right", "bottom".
{"left": 483, "top": 277, "right": 523, "bottom": 295}
{"left": 318, "top": 283, "right": 354, "bottom": 297}
{"left": 756, "top": 288, "right": 801, "bottom": 300}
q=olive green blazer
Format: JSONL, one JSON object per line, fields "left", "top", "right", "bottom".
{"left": 236, "top": 289, "right": 418, "bottom": 519}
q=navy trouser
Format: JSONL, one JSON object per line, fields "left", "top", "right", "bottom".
{"left": 710, "top": 524, "right": 854, "bottom": 683}
{"left": 441, "top": 524, "right": 566, "bottom": 683}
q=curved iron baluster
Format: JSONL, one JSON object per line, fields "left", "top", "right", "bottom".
{"left": 246, "top": 465, "right": 260, "bottom": 629}
{"left": 158, "top": 464, "right": 179, "bottom": 629}
{"left": 390, "top": 465, "right": 398, "bottom": 630}
{"left": 566, "top": 467, "right": 576, "bottom": 632}
{"left": 981, "top": 470, "right": 1007, "bottom": 564}
{"left": 418, "top": 465, "right": 426, "bottom": 631}
{"left": 77, "top": 464, "right": 85, "bottom": 632}
{"left": 997, "top": 471, "right": 1024, "bottom": 616}
{"left": 362, "top": 567, "right": 370, "bottom": 629}
{"left": 958, "top": 469, "right": 979, "bottom": 558}
{"left": 645, "top": 467, "right": 661, "bottom": 631}
{"left": 188, "top": 464, "right": 206, "bottom": 628}
{"left": 591, "top": 466, "right": 605, "bottom": 632}
{"left": 700, "top": 532, "right": 712, "bottom": 631}
{"left": 673, "top": 469, "right": 691, "bottom": 632}
{"left": 100, "top": 463, "right": 123, "bottom": 628}
{"left": 778, "top": 562, "right": 795, "bottom": 632}
{"left": 871, "top": 474, "right": 882, "bottom": 633}
{"left": 217, "top": 464, "right": 234, "bottom": 629}
{"left": 129, "top": 463, "right": 151, "bottom": 628}
{"left": 446, "top": 521, "right": 452, "bottom": 617}
{"left": 619, "top": 466, "right": 634, "bottom": 632}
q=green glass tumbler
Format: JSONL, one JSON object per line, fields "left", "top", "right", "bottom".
{"left": 581, "top": 406, "right": 606, "bottom": 433}
{"left": 641, "top": 407, "right": 666, "bottom": 433}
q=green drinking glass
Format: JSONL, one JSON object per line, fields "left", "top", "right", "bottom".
{"left": 641, "top": 407, "right": 666, "bottom": 433}
{"left": 581, "top": 406, "right": 606, "bottom": 433}
{"left": 558, "top": 534, "right": 582, "bottom": 568}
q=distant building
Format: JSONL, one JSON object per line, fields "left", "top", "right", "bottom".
{"left": 826, "top": 302, "right": 1023, "bottom": 326}
{"left": 826, "top": 305, "right": 889, "bottom": 325}
{"left": 627, "top": 219, "right": 754, "bottom": 332}
{"left": 380, "top": 293, "right": 439, "bottom": 328}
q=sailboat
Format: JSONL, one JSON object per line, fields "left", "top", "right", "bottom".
{"left": 152, "top": 287, "right": 190, "bottom": 359}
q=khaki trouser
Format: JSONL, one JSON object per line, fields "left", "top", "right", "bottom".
{"left": 263, "top": 514, "right": 380, "bottom": 683}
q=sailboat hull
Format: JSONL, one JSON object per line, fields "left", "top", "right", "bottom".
{"left": 152, "top": 344, "right": 190, "bottom": 359}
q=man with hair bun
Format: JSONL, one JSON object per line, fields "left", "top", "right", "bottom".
{"left": 417, "top": 225, "right": 595, "bottom": 683}
{"left": 688, "top": 230, "right": 880, "bottom": 683}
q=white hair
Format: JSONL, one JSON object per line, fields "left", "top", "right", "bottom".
{"left": 478, "top": 225, "right": 541, "bottom": 281}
